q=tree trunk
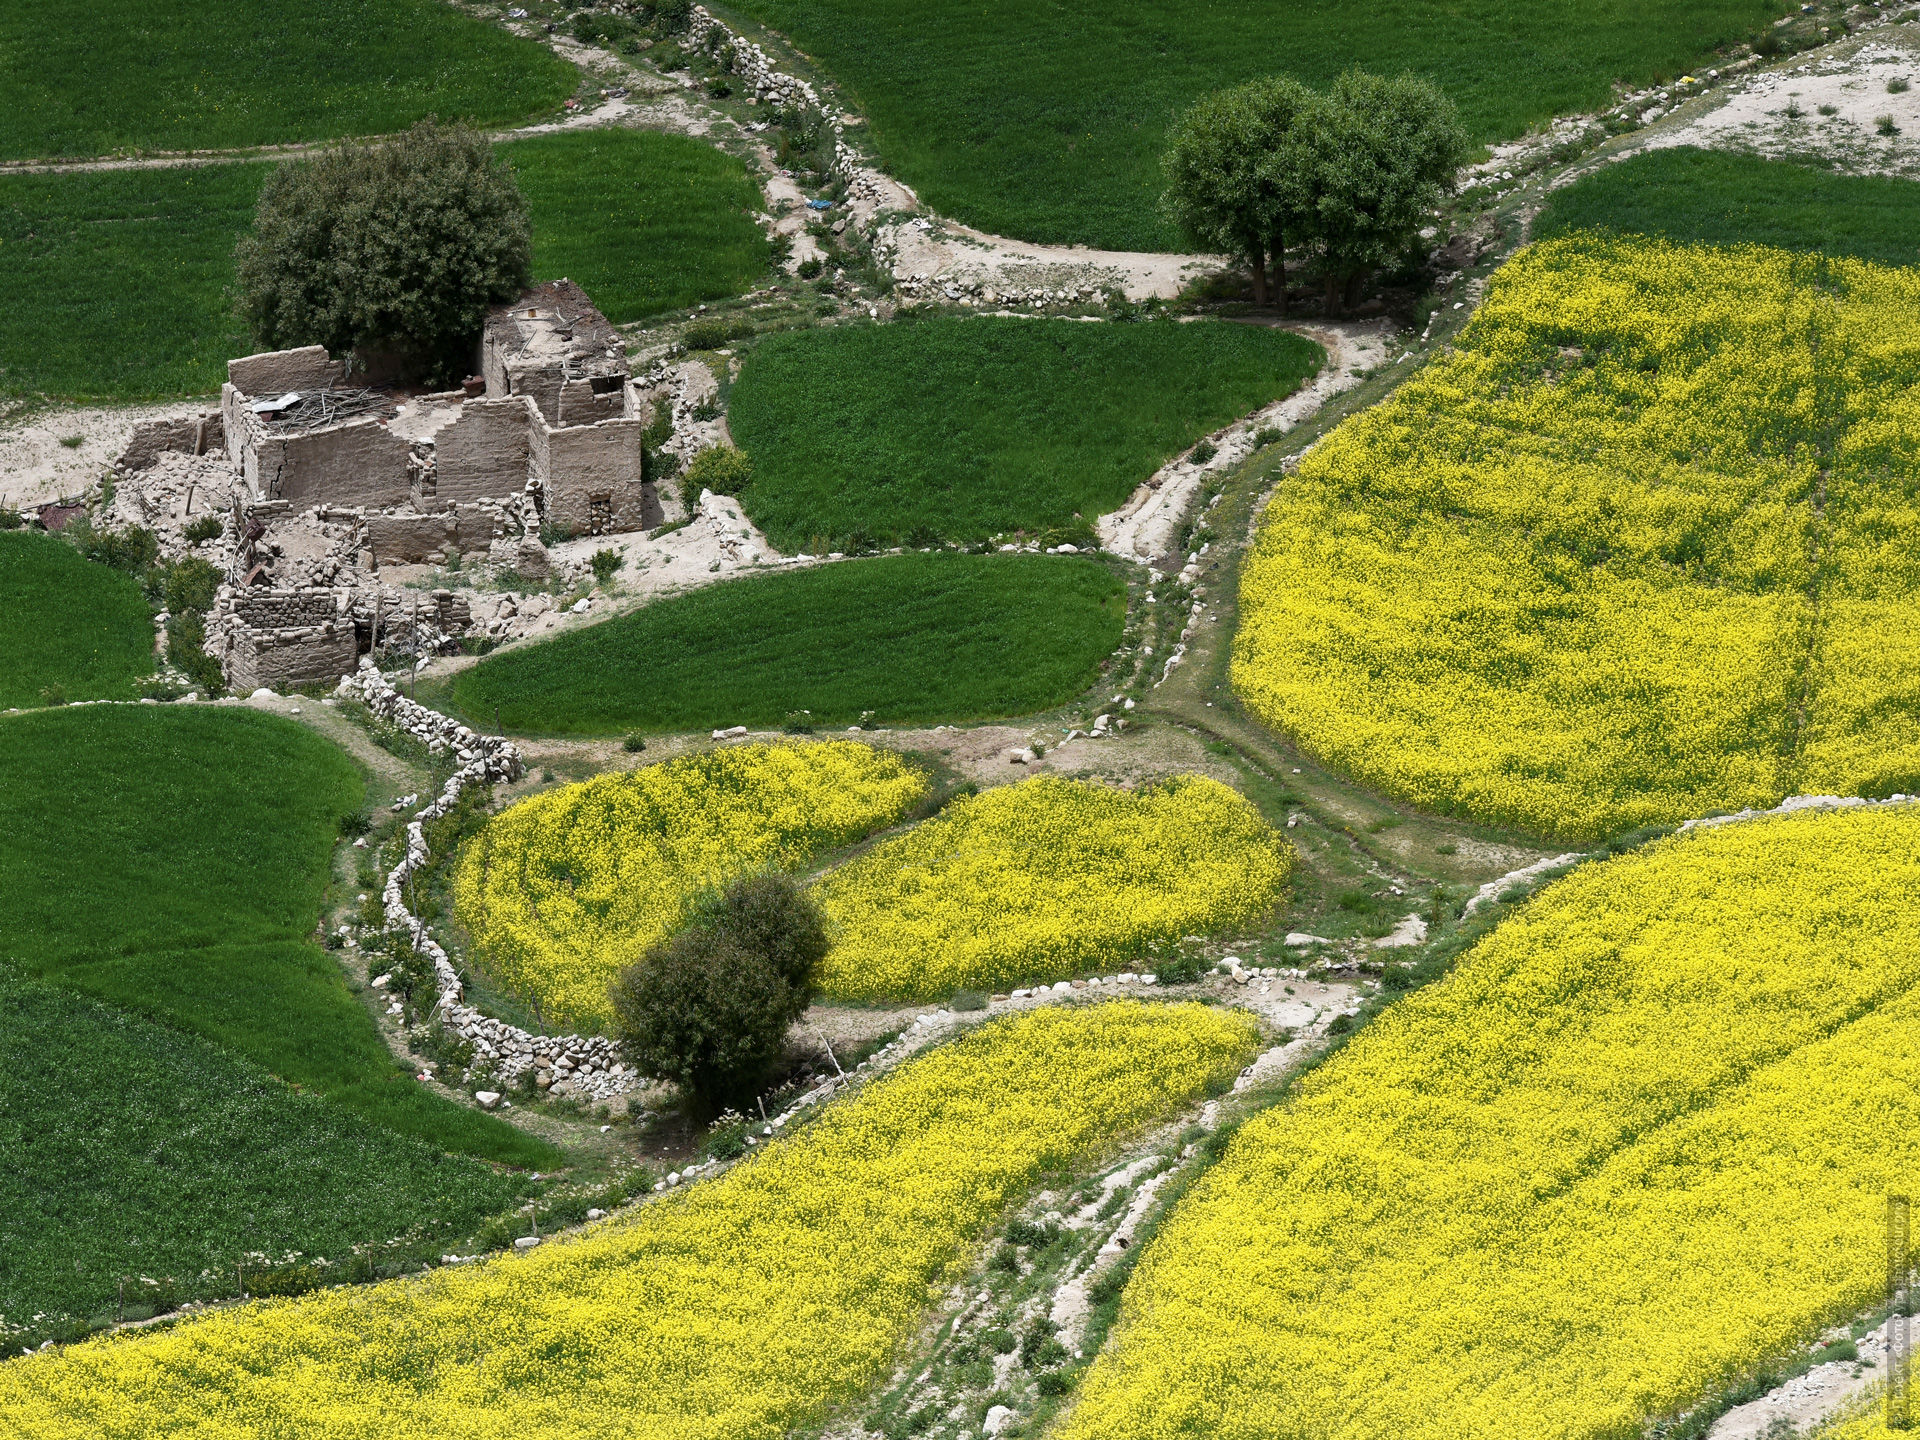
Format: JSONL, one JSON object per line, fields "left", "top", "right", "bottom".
{"left": 1324, "top": 272, "right": 1342, "bottom": 317}
{"left": 1271, "top": 236, "right": 1287, "bottom": 315}
{"left": 1249, "top": 245, "right": 1269, "bottom": 307}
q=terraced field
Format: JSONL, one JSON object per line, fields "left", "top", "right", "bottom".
{"left": 1235, "top": 232, "right": 1920, "bottom": 839}
{"left": 727, "top": 0, "right": 1785, "bottom": 248}
{"left": 1067, "top": 804, "right": 1920, "bottom": 1439}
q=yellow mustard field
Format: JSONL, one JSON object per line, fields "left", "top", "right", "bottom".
{"left": 1234, "top": 234, "right": 1920, "bottom": 839}
{"left": 1062, "top": 804, "right": 1920, "bottom": 1440}
{"left": 0, "top": 1001, "right": 1257, "bottom": 1439}
{"left": 814, "top": 774, "right": 1292, "bottom": 1001}
{"left": 451, "top": 741, "right": 926, "bottom": 1028}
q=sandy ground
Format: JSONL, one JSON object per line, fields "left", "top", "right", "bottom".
{"left": 1099, "top": 319, "right": 1394, "bottom": 564}
{"left": 1638, "top": 29, "right": 1920, "bottom": 177}
{"left": 1709, "top": 1319, "right": 1893, "bottom": 1438}
{"left": 878, "top": 213, "right": 1226, "bottom": 303}
{"left": 0, "top": 398, "right": 211, "bottom": 512}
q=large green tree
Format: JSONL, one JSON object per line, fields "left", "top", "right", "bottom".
{"left": 1161, "top": 76, "right": 1313, "bottom": 309}
{"left": 234, "top": 120, "right": 532, "bottom": 385}
{"left": 1163, "top": 72, "right": 1466, "bottom": 314}
{"left": 1297, "top": 71, "right": 1468, "bottom": 314}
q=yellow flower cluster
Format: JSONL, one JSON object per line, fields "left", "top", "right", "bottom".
{"left": 814, "top": 775, "right": 1292, "bottom": 1000}
{"left": 452, "top": 742, "right": 927, "bottom": 1027}
{"left": 1062, "top": 804, "right": 1920, "bottom": 1440}
{"left": 0, "top": 1002, "right": 1258, "bottom": 1440}
{"left": 1234, "top": 234, "right": 1920, "bottom": 839}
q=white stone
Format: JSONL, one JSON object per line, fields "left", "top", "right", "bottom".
{"left": 370, "top": 973, "right": 392, "bottom": 989}
{"left": 513, "top": 1236, "right": 541, "bottom": 1250}
{"left": 475, "top": 1091, "right": 502, "bottom": 1108}
{"left": 586, "top": 1208, "right": 607, "bottom": 1221}
{"left": 1285, "top": 933, "right": 1332, "bottom": 947}
{"left": 250, "top": 687, "right": 276, "bottom": 699}
{"left": 985, "top": 1405, "right": 1015, "bottom": 1436}
{"left": 1051, "top": 980, "right": 1072, "bottom": 993}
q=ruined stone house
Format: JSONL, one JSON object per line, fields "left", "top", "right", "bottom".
{"left": 124, "top": 280, "right": 661, "bottom": 692}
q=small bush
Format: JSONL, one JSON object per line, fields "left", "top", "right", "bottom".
{"left": 684, "top": 444, "right": 753, "bottom": 497}
{"left": 797, "top": 257, "right": 824, "bottom": 279}
{"left": 1880, "top": 114, "right": 1902, "bottom": 136}
{"left": 183, "top": 514, "right": 224, "bottom": 545}
{"left": 683, "top": 317, "right": 750, "bottom": 350}
{"left": 622, "top": 732, "right": 647, "bottom": 753}
{"left": 160, "top": 556, "right": 221, "bottom": 616}
{"left": 1153, "top": 951, "right": 1208, "bottom": 985}
{"left": 590, "top": 547, "right": 624, "bottom": 586}
{"left": 1891, "top": 77, "right": 1911, "bottom": 94}
{"left": 71, "top": 522, "right": 159, "bottom": 576}
{"left": 1037, "top": 1370, "right": 1075, "bottom": 1397}
{"left": 0, "top": 507, "right": 21, "bottom": 530}
{"left": 1189, "top": 439, "right": 1217, "bottom": 464}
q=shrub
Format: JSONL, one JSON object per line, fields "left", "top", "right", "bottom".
{"left": 622, "top": 732, "right": 647, "bottom": 753}
{"left": 684, "top": 443, "right": 753, "bottom": 496}
{"left": 1189, "top": 439, "right": 1217, "bottom": 464}
{"left": 797, "top": 256, "right": 825, "bottom": 279}
{"left": 590, "top": 547, "right": 623, "bottom": 586}
{"left": 683, "top": 317, "right": 750, "bottom": 349}
{"left": 159, "top": 555, "right": 220, "bottom": 616}
{"left": 183, "top": 514, "right": 224, "bottom": 545}
{"left": 609, "top": 874, "right": 828, "bottom": 1110}
{"left": 234, "top": 120, "right": 532, "bottom": 386}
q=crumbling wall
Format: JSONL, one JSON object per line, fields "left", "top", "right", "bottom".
{"left": 435, "top": 398, "right": 531, "bottom": 504}
{"left": 558, "top": 376, "right": 625, "bottom": 428}
{"left": 250, "top": 417, "right": 411, "bottom": 508}
{"left": 532, "top": 415, "right": 656, "bottom": 534}
{"left": 364, "top": 511, "right": 457, "bottom": 566}
{"left": 118, "top": 413, "right": 224, "bottom": 472}
{"left": 228, "top": 346, "right": 343, "bottom": 397}
{"left": 362, "top": 504, "right": 509, "bottom": 565}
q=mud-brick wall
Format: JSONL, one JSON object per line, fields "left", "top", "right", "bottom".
{"left": 228, "top": 346, "right": 343, "bottom": 398}
{"left": 224, "top": 623, "right": 358, "bottom": 692}
{"left": 251, "top": 418, "right": 412, "bottom": 508}
{"left": 118, "top": 413, "right": 223, "bottom": 472}
{"left": 535, "top": 416, "right": 656, "bottom": 534}
{"left": 435, "top": 398, "right": 531, "bottom": 505}
{"left": 364, "top": 505, "right": 507, "bottom": 564}
{"left": 557, "top": 377, "right": 625, "bottom": 428}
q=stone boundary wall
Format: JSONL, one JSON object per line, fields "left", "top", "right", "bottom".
{"left": 336, "top": 663, "right": 637, "bottom": 1101}
{"left": 683, "top": 6, "right": 878, "bottom": 205}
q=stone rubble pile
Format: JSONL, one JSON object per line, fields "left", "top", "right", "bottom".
{"left": 336, "top": 663, "right": 649, "bottom": 1104}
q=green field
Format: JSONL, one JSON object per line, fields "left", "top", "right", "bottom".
{"left": 0, "top": 133, "right": 769, "bottom": 400}
{"left": 1536, "top": 146, "right": 1920, "bottom": 264}
{"left": 0, "top": 967, "right": 531, "bottom": 1341}
{"left": 0, "top": 705, "right": 554, "bottom": 1167}
{"left": 446, "top": 553, "right": 1126, "bottom": 734}
{"left": 726, "top": 317, "right": 1324, "bottom": 549}
{"left": 1, "top": 0, "right": 575, "bottom": 161}
{"left": 0, "top": 533, "right": 156, "bottom": 705}
{"left": 0, "top": 166, "right": 264, "bottom": 401}
{"left": 725, "top": 0, "right": 1786, "bottom": 250}
{"left": 511, "top": 129, "right": 771, "bottom": 323}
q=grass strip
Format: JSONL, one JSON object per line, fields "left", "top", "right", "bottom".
{"left": 447, "top": 552, "right": 1127, "bottom": 736}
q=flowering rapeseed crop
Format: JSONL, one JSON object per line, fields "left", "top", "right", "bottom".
{"left": 1234, "top": 234, "right": 1920, "bottom": 839}
{"left": 814, "top": 775, "right": 1291, "bottom": 1000}
{"left": 0, "top": 1001, "right": 1257, "bottom": 1439}
{"left": 452, "top": 742, "right": 926, "bottom": 1027}
{"left": 1061, "top": 804, "right": 1920, "bottom": 1440}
